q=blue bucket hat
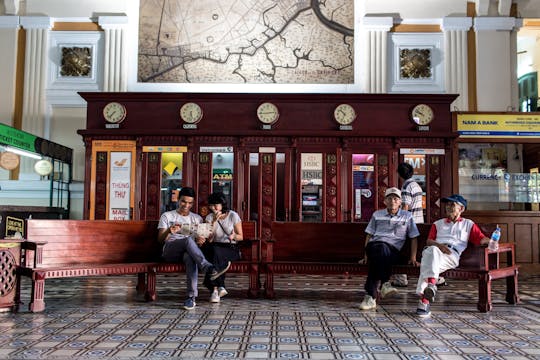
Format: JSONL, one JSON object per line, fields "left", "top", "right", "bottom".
{"left": 441, "top": 194, "right": 467, "bottom": 209}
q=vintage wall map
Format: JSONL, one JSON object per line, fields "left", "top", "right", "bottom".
{"left": 138, "top": 0, "right": 353, "bottom": 84}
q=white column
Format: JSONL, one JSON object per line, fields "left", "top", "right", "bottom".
{"left": 19, "top": 16, "right": 52, "bottom": 178}
{"left": 510, "top": 19, "right": 523, "bottom": 111}
{"left": 442, "top": 17, "right": 472, "bottom": 111}
{"left": 98, "top": 16, "right": 129, "bottom": 92}
{"left": 0, "top": 16, "right": 20, "bottom": 128}
{"left": 474, "top": 17, "right": 518, "bottom": 111}
{"left": 360, "top": 17, "right": 393, "bottom": 93}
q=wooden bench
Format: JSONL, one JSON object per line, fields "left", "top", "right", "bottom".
{"left": 18, "top": 219, "right": 259, "bottom": 312}
{"left": 263, "top": 221, "right": 519, "bottom": 312}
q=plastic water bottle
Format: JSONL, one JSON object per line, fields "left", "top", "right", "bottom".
{"left": 488, "top": 225, "right": 501, "bottom": 251}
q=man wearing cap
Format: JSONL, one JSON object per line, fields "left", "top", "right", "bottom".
{"left": 359, "top": 187, "right": 420, "bottom": 311}
{"left": 415, "top": 194, "right": 490, "bottom": 317}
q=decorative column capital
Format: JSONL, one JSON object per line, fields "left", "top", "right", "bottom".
{"left": 361, "top": 16, "right": 393, "bottom": 32}
{"left": 474, "top": 17, "right": 516, "bottom": 32}
{"left": 0, "top": 16, "right": 19, "bottom": 29}
{"left": 441, "top": 17, "right": 472, "bottom": 31}
{"left": 20, "top": 16, "right": 52, "bottom": 30}
{"left": 3, "top": 0, "right": 20, "bottom": 15}
{"left": 98, "top": 15, "right": 128, "bottom": 29}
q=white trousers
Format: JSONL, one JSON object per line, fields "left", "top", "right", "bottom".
{"left": 415, "top": 246, "right": 459, "bottom": 296}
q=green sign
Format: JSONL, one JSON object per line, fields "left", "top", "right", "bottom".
{"left": 0, "top": 123, "right": 37, "bottom": 153}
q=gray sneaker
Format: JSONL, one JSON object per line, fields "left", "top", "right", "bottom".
{"left": 208, "top": 261, "right": 232, "bottom": 281}
{"left": 423, "top": 283, "right": 437, "bottom": 303}
{"left": 416, "top": 300, "right": 431, "bottom": 317}
{"left": 380, "top": 282, "right": 398, "bottom": 299}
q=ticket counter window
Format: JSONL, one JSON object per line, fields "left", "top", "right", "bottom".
{"left": 301, "top": 153, "right": 322, "bottom": 222}
{"left": 352, "top": 154, "right": 375, "bottom": 221}
{"left": 403, "top": 154, "right": 427, "bottom": 216}
{"left": 212, "top": 153, "right": 234, "bottom": 206}
{"left": 161, "top": 152, "right": 183, "bottom": 213}
{"left": 248, "top": 152, "right": 286, "bottom": 222}
{"left": 458, "top": 143, "right": 540, "bottom": 210}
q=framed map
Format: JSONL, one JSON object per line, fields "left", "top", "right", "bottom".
{"left": 137, "top": 0, "right": 354, "bottom": 84}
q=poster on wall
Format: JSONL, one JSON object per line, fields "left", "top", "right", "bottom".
{"left": 137, "top": 1, "right": 354, "bottom": 85}
{"left": 109, "top": 152, "right": 131, "bottom": 220}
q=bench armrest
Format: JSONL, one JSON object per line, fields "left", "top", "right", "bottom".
{"left": 237, "top": 238, "right": 260, "bottom": 262}
{"left": 21, "top": 240, "right": 47, "bottom": 268}
{"left": 484, "top": 242, "right": 515, "bottom": 270}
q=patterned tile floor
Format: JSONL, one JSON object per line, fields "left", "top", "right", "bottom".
{"left": 0, "top": 271, "right": 538, "bottom": 359}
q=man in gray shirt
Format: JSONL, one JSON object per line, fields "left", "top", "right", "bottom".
{"left": 359, "top": 187, "right": 420, "bottom": 310}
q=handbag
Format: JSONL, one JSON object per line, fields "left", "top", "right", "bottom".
{"left": 210, "top": 219, "right": 242, "bottom": 264}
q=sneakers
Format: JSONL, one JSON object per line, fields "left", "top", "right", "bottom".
{"left": 359, "top": 295, "right": 377, "bottom": 310}
{"left": 380, "top": 282, "right": 398, "bottom": 299}
{"left": 423, "top": 283, "right": 437, "bottom": 303}
{"left": 416, "top": 300, "right": 431, "bottom": 317}
{"left": 391, "top": 274, "right": 408, "bottom": 287}
{"left": 210, "top": 289, "right": 220, "bottom": 303}
{"left": 218, "top": 287, "right": 228, "bottom": 298}
{"left": 436, "top": 276, "right": 447, "bottom": 286}
{"left": 208, "top": 261, "right": 232, "bottom": 281}
{"left": 183, "top": 297, "right": 196, "bottom": 310}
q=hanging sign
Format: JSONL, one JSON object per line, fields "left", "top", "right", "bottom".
{"left": 457, "top": 113, "right": 540, "bottom": 138}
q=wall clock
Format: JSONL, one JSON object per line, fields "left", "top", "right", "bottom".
{"left": 257, "top": 102, "right": 280, "bottom": 124}
{"left": 334, "top": 104, "right": 356, "bottom": 125}
{"left": 180, "top": 102, "right": 203, "bottom": 124}
{"left": 411, "top": 103, "right": 434, "bottom": 125}
{"left": 103, "top": 102, "right": 127, "bottom": 124}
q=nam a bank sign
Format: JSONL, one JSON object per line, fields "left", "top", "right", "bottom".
{"left": 457, "top": 113, "right": 540, "bottom": 138}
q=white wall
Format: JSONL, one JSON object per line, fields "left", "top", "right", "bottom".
{"left": 25, "top": 0, "right": 131, "bottom": 17}
{"left": 49, "top": 107, "right": 87, "bottom": 181}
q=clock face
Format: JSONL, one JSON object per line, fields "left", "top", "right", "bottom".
{"left": 103, "top": 102, "right": 127, "bottom": 124}
{"left": 180, "top": 102, "right": 203, "bottom": 124}
{"left": 334, "top": 104, "right": 356, "bottom": 125}
{"left": 257, "top": 102, "right": 280, "bottom": 124}
{"left": 411, "top": 104, "right": 434, "bottom": 125}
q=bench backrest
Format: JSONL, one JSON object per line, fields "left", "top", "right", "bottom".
{"left": 270, "top": 221, "right": 493, "bottom": 270}
{"left": 27, "top": 220, "right": 161, "bottom": 266}
{"left": 26, "top": 219, "right": 258, "bottom": 267}
{"left": 270, "top": 222, "right": 368, "bottom": 262}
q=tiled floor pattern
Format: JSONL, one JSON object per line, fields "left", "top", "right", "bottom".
{"left": 0, "top": 273, "right": 538, "bottom": 359}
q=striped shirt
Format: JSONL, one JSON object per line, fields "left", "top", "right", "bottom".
{"left": 365, "top": 209, "right": 420, "bottom": 251}
{"left": 401, "top": 179, "right": 424, "bottom": 224}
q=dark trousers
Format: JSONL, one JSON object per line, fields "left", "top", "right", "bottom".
{"left": 364, "top": 241, "right": 400, "bottom": 298}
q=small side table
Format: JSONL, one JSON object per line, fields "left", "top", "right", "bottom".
{"left": 0, "top": 239, "right": 24, "bottom": 312}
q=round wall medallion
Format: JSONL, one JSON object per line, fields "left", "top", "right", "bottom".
{"left": 34, "top": 159, "right": 53, "bottom": 176}
{"left": 0, "top": 152, "right": 20, "bottom": 170}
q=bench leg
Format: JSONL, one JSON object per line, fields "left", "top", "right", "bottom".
{"left": 145, "top": 268, "right": 157, "bottom": 302}
{"left": 505, "top": 268, "right": 520, "bottom": 305}
{"left": 477, "top": 273, "right": 492, "bottom": 313}
{"left": 247, "top": 264, "right": 259, "bottom": 298}
{"left": 264, "top": 266, "right": 275, "bottom": 299}
{"left": 136, "top": 273, "right": 146, "bottom": 294}
{"left": 14, "top": 272, "right": 22, "bottom": 312}
{"left": 29, "top": 275, "right": 46, "bottom": 312}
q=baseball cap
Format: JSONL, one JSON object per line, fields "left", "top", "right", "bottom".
{"left": 441, "top": 194, "right": 467, "bottom": 209}
{"left": 385, "top": 187, "right": 401, "bottom": 198}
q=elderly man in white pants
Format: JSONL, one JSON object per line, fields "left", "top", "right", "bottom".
{"left": 415, "top": 194, "right": 490, "bottom": 317}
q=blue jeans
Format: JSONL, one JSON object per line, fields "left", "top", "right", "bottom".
{"left": 364, "top": 241, "right": 400, "bottom": 298}
{"left": 162, "top": 235, "right": 213, "bottom": 298}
